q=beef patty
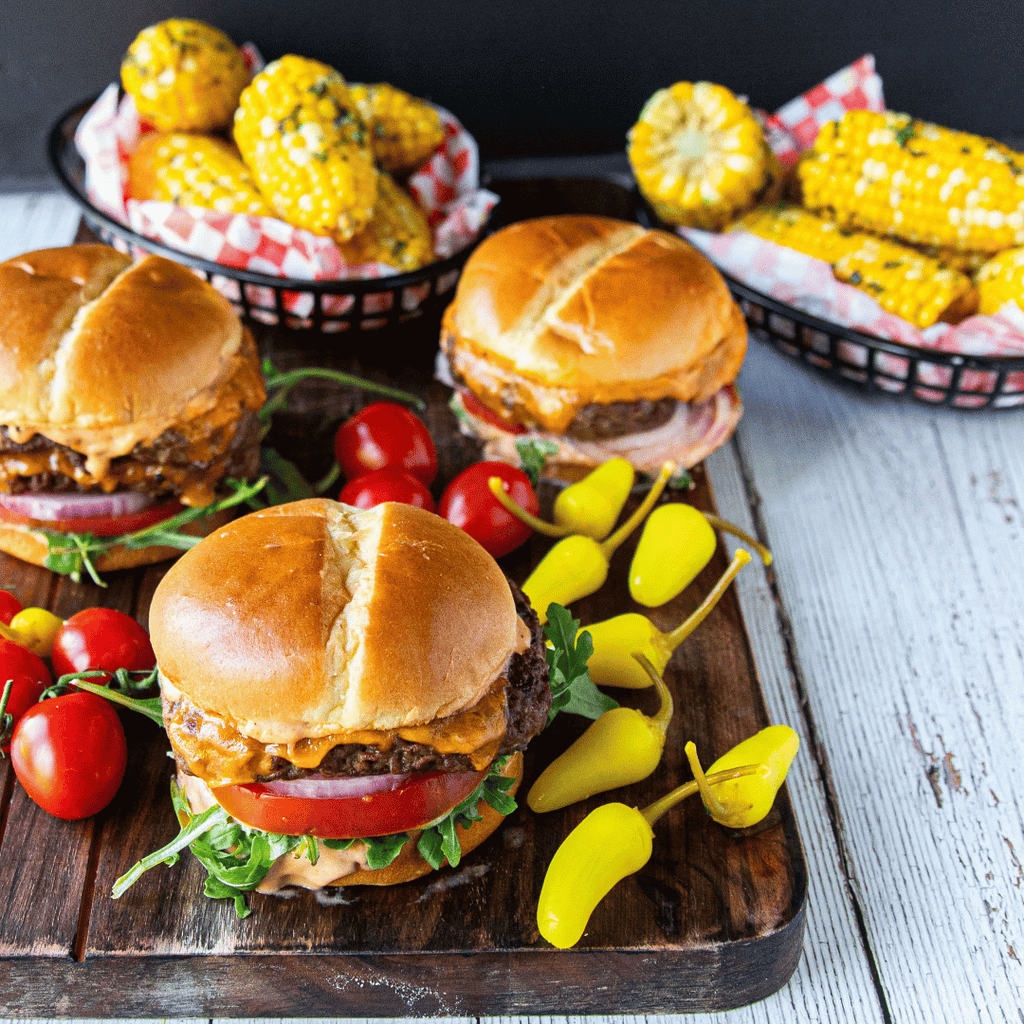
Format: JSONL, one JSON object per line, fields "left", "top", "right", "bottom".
{"left": 0, "top": 410, "right": 262, "bottom": 499}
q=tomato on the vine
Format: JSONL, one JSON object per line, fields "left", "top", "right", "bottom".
{"left": 10, "top": 691, "right": 127, "bottom": 819}
{"left": 0, "top": 590, "right": 23, "bottom": 626}
{"left": 339, "top": 468, "right": 437, "bottom": 512}
{"left": 0, "top": 636, "right": 51, "bottom": 752}
{"left": 51, "top": 608, "right": 155, "bottom": 682}
{"left": 334, "top": 402, "right": 438, "bottom": 484}
{"left": 440, "top": 461, "right": 538, "bottom": 558}
{"left": 213, "top": 767, "right": 487, "bottom": 839}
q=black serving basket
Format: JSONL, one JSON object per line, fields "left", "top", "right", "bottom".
{"left": 635, "top": 200, "right": 1024, "bottom": 410}
{"left": 48, "top": 98, "right": 481, "bottom": 337}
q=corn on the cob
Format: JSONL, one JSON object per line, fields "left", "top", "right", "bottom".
{"left": 121, "top": 19, "right": 250, "bottom": 132}
{"left": 233, "top": 55, "right": 377, "bottom": 239}
{"left": 911, "top": 245, "right": 990, "bottom": 276}
{"left": 628, "top": 81, "right": 778, "bottom": 231}
{"left": 127, "top": 132, "right": 273, "bottom": 215}
{"left": 349, "top": 83, "right": 445, "bottom": 174}
{"left": 798, "top": 109, "right": 1024, "bottom": 254}
{"left": 333, "top": 172, "right": 433, "bottom": 271}
{"left": 975, "top": 246, "right": 1024, "bottom": 314}
{"left": 734, "top": 205, "right": 978, "bottom": 327}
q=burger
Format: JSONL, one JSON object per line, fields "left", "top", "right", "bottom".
{"left": 139, "top": 497, "right": 549, "bottom": 907}
{"left": 439, "top": 215, "right": 747, "bottom": 479}
{"left": 0, "top": 244, "right": 265, "bottom": 571}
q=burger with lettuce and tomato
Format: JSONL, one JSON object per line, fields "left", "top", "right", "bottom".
{"left": 121, "top": 497, "right": 561, "bottom": 914}
{"left": 0, "top": 244, "right": 265, "bottom": 572}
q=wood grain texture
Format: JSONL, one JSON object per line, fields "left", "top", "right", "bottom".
{"left": 724, "top": 340, "right": 1024, "bottom": 1023}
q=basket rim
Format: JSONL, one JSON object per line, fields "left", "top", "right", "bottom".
{"left": 634, "top": 199, "right": 1024, "bottom": 373}
{"left": 47, "top": 95, "right": 477, "bottom": 295}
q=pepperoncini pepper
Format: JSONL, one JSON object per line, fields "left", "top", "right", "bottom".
{"left": 527, "top": 654, "right": 673, "bottom": 813}
{"left": 522, "top": 462, "right": 674, "bottom": 626}
{"left": 536, "top": 725, "right": 799, "bottom": 948}
{"left": 583, "top": 548, "right": 751, "bottom": 689}
{"left": 0, "top": 608, "right": 64, "bottom": 657}
{"left": 629, "top": 502, "right": 772, "bottom": 607}
{"left": 488, "top": 457, "right": 635, "bottom": 540}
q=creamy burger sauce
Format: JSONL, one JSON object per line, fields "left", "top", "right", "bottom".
{"left": 160, "top": 616, "right": 533, "bottom": 787}
{"left": 177, "top": 771, "right": 370, "bottom": 891}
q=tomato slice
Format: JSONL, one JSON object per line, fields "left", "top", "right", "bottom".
{"left": 0, "top": 499, "right": 183, "bottom": 538}
{"left": 459, "top": 391, "right": 527, "bottom": 435}
{"left": 212, "top": 767, "right": 489, "bottom": 839}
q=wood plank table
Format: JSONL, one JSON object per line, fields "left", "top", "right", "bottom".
{"left": 1, "top": 188, "right": 1022, "bottom": 1023}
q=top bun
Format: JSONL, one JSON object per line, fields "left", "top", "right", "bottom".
{"left": 150, "top": 499, "right": 519, "bottom": 737}
{"left": 441, "top": 215, "right": 747, "bottom": 433}
{"left": 0, "top": 245, "right": 246, "bottom": 448}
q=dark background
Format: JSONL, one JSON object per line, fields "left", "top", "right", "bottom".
{"left": 3, "top": 0, "right": 1023, "bottom": 188}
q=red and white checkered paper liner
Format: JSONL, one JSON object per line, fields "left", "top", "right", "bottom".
{"left": 681, "top": 55, "right": 1024, "bottom": 406}
{"left": 74, "top": 69, "right": 497, "bottom": 327}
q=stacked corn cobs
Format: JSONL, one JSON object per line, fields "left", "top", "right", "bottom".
{"left": 121, "top": 19, "right": 443, "bottom": 272}
{"left": 629, "top": 87, "right": 1024, "bottom": 326}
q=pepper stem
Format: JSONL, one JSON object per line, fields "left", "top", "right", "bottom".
{"left": 663, "top": 549, "right": 752, "bottom": 653}
{"left": 632, "top": 653, "right": 674, "bottom": 738}
{"left": 0, "top": 679, "right": 12, "bottom": 718}
{"left": 684, "top": 740, "right": 732, "bottom": 820}
{"left": 639, "top": 763, "right": 759, "bottom": 827}
{"left": 703, "top": 512, "right": 772, "bottom": 565}
{"left": 599, "top": 461, "right": 674, "bottom": 559}
{"left": 487, "top": 477, "right": 569, "bottom": 537}
{"left": 0, "top": 621, "right": 22, "bottom": 645}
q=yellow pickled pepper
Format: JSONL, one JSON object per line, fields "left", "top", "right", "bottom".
{"left": 488, "top": 456, "right": 635, "bottom": 540}
{"left": 584, "top": 548, "right": 751, "bottom": 688}
{"left": 685, "top": 726, "right": 800, "bottom": 828}
{"left": 629, "top": 503, "right": 771, "bottom": 607}
{"left": 527, "top": 655, "right": 673, "bottom": 813}
{"left": 523, "top": 463, "right": 673, "bottom": 625}
{"left": 536, "top": 726, "right": 800, "bottom": 948}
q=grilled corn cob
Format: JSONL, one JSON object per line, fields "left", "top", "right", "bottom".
{"left": 333, "top": 172, "right": 433, "bottom": 271}
{"left": 127, "top": 132, "right": 273, "bottom": 215}
{"left": 734, "top": 205, "right": 978, "bottom": 327}
{"left": 349, "top": 83, "right": 445, "bottom": 174}
{"left": 975, "top": 247, "right": 1024, "bottom": 314}
{"left": 628, "top": 81, "right": 779, "bottom": 231}
{"left": 799, "top": 109, "right": 1024, "bottom": 254}
{"left": 121, "top": 19, "right": 250, "bottom": 132}
{"left": 233, "top": 55, "right": 377, "bottom": 239}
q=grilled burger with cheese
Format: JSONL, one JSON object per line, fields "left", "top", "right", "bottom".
{"left": 0, "top": 244, "right": 265, "bottom": 570}
{"left": 145, "top": 498, "right": 549, "bottom": 902}
{"left": 439, "top": 215, "right": 747, "bottom": 479}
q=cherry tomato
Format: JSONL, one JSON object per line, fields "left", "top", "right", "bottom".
{"left": 10, "top": 691, "right": 127, "bottom": 820}
{"left": 213, "top": 767, "right": 487, "bottom": 839}
{"left": 334, "top": 402, "right": 438, "bottom": 484}
{"left": 440, "top": 461, "right": 538, "bottom": 558}
{"left": 459, "top": 390, "right": 527, "bottom": 434}
{"left": 51, "top": 608, "right": 156, "bottom": 682}
{"left": 339, "top": 469, "right": 437, "bottom": 512}
{"left": 0, "top": 499, "right": 182, "bottom": 538}
{"left": 0, "top": 590, "right": 23, "bottom": 626}
{"left": 0, "top": 636, "right": 51, "bottom": 752}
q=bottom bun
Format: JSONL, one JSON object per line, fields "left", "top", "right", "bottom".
{"left": 332, "top": 752, "right": 524, "bottom": 888}
{"left": 0, "top": 506, "right": 234, "bottom": 573}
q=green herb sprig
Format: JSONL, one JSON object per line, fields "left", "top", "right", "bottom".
{"left": 543, "top": 603, "right": 618, "bottom": 724}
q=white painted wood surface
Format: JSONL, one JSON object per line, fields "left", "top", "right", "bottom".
{"left": 2, "top": 192, "right": 1023, "bottom": 1023}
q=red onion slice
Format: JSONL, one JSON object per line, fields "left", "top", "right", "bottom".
{"left": 257, "top": 772, "right": 413, "bottom": 799}
{"left": 0, "top": 491, "right": 156, "bottom": 522}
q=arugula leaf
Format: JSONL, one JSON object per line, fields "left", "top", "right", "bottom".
{"left": 544, "top": 603, "right": 618, "bottom": 725}
{"left": 514, "top": 438, "right": 558, "bottom": 486}
{"left": 448, "top": 392, "right": 472, "bottom": 430}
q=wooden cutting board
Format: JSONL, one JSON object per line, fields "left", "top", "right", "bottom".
{"left": 0, "top": 190, "right": 806, "bottom": 1016}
